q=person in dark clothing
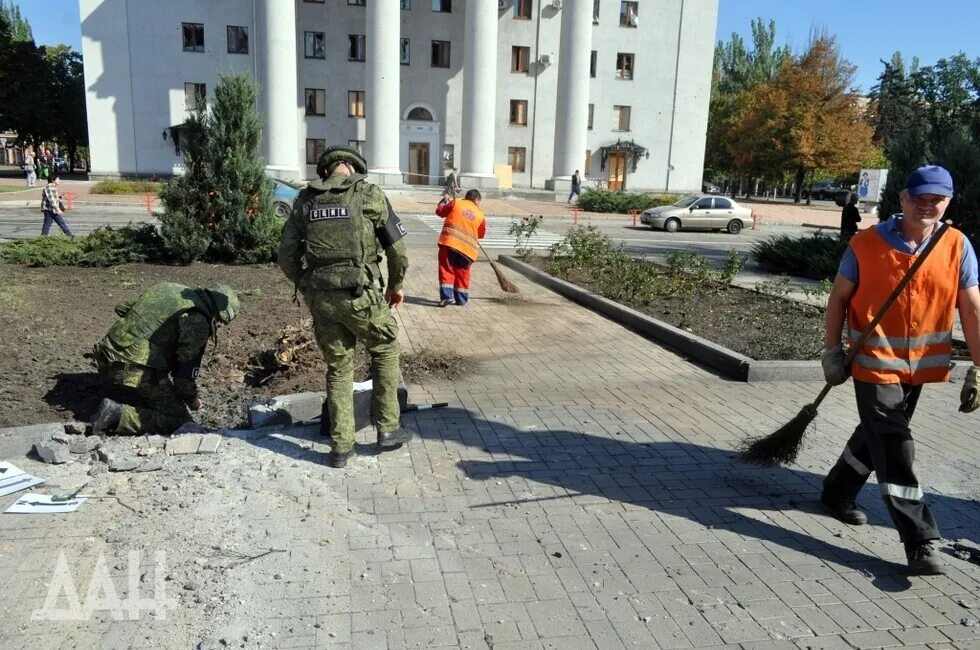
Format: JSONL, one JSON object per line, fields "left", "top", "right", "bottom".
{"left": 840, "top": 193, "right": 861, "bottom": 240}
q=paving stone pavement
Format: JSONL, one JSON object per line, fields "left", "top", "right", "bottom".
{"left": 1, "top": 241, "right": 979, "bottom": 649}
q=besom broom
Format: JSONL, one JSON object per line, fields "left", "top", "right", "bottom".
{"left": 478, "top": 241, "right": 520, "bottom": 294}
{"left": 738, "top": 220, "right": 952, "bottom": 466}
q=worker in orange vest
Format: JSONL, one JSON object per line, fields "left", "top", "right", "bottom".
{"left": 435, "top": 189, "right": 487, "bottom": 307}
{"left": 820, "top": 165, "right": 980, "bottom": 576}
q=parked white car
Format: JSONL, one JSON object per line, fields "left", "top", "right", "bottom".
{"left": 640, "top": 195, "right": 753, "bottom": 234}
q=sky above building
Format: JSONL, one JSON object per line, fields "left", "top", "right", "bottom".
{"left": 13, "top": 0, "right": 980, "bottom": 95}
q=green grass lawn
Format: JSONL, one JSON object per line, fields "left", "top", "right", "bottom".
{"left": 0, "top": 185, "right": 29, "bottom": 193}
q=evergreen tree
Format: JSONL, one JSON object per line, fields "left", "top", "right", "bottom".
{"left": 159, "top": 73, "right": 277, "bottom": 264}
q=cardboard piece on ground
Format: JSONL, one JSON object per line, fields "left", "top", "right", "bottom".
{"left": 0, "top": 462, "right": 45, "bottom": 497}
{"left": 5, "top": 493, "right": 86, "bottom": 513}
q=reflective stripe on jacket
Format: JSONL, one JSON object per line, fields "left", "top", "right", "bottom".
{"left": 847, "top": 224, "right": 962, "bottom": 384}
{"left": 436, "top": 198, "right": 486, "bottom": 262}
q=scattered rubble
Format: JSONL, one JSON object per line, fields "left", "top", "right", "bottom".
{"left": 34, "top": 440, "right": 72, "bottom": 464}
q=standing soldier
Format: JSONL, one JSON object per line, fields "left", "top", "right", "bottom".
{"left": 90, "top": 283, "right": 239, "bottom": 435}
{"left": 278, "top": 146, "right": 412, "bottom": 468}
{"left": 820, "top": 165, "right": 980, "bottom": 575}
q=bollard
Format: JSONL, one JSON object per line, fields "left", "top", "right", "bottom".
{"left": 571, "top": 207, "right": 581, "bottom": 225}
{"left": 143, "top": 193, "right": 154, "bottom": 215}
{"left": 751, "top": 211, "right": 757, "bottom": 230}
{"left": 629, "top": 209, "right": 640, "bottom": 227}
{"left": 65, "top": 192, "right": 76, "bottom": 211}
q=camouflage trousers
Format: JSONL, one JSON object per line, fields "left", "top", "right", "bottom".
{"left": 94, "top": 347, "right": 191, "bottom": 435}
{"left": 304, "top": 288, "right": 401, "bottom": 453}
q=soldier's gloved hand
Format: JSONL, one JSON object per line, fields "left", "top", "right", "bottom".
{"left": 386, "top": 289, "right": 404, "bottom": 309}
{"left": 189, "top": 396, "right": 204, "bottom": 411}
{"left": 960, "top": 365, "right": 980, "bottom": 413}
{"left": 821, "top": 345, "right": 849, "bottom": 386}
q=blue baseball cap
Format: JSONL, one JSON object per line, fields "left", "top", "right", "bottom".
{"left": 905, "top": 165, "right": 953, "bottom": 197}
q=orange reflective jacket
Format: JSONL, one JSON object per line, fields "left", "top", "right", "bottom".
{"left": 848, "top": 225, "right": 962, "bottom": 384}
{"left": 436, "top": 199, "right": 486, "bottom": 262}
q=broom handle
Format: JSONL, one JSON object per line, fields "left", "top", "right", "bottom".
{"left": 812, "top": 220, "right": 952, "bottom": 410}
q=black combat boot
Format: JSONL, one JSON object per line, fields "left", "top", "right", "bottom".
{"left": 821, "top": 494, "right": 868, "bottom": 525}
{"left": 377, "top": 428, "right": 412, "bottom": 449}
{"left": 91, "top": 398, "right": 122, "bottom": 435}
{"left": 326, "top": 447, "right": 355, "bottom": 468}
{"left": 905, "top": 541, "right": 944, "bottom": 575}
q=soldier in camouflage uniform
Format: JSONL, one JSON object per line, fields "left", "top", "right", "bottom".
{"left": 89, "top": 283, "right": 239, "bottom": 435}
{"left": 278, "top": 145, "right": 411, "bottom": 468}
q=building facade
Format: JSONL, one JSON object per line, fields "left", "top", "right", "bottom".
{"left": 80, "top": 0, "right": 717, "bottom": 192}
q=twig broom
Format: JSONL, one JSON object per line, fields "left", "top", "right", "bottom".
{"left": 478, "top": 241, "right": 520, "bottom": 294}
{"left": 738, "top": 221, "right": 952, "bottom": 466}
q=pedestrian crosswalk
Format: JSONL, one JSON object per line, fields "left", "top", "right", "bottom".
{"left": 412, "top": 214, "right": 566, "bottom": 250}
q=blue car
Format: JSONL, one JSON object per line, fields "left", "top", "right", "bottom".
{"left": 271, "top": 178, "right": 303, "bottom": 218}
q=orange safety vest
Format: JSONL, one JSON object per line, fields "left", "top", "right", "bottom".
{"left": 437, "top": 199, "right": 485, "bottom": 262}
{"left": 847, "top": 224, "right": 962, "bottom": 384}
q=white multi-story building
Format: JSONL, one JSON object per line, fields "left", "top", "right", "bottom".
{"left": 80, "top": 0, "right": 717, "bottom": 193}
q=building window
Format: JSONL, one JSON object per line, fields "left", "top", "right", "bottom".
{"left": 226, "top": 26, "right": 248, "bottom": 54}
{"left": 620, "top": 1, "right": 638, "bottom": 27}
{"left": 584, "top": 149, "right": 592, "bottom": 176}
{"left": 348, "top": 140, "right": 365, "bottom": 154}
{"left": 348, "top": 90, "right": 365, "bottom": 117}
{"left": 588, "top": 104, "right": 594, "bottom": 130}
{"left": 182, "top": 23, "right": 204, "bottom": 52}
{"left": 305, "top": 88, "right": 326, "bottom": 116}
{"left": 184, "top": 82, "right": 206, "bottom": 110}
{"left": 432, "top": 0, "right": 451, "bottom": 11}
{"left": 443, "top": 144, "right": 454, "bottom": 169}
{"left": 431, "top": 40, "right": 451, "bottom": 68}
{"left": 401, "top": 0, "right": 412, "bottom": 8}
{"left": 305, "top": 31, "right": 325, "bottom": 59}
{"left": 616, "top": 52, "right": 634, "bottom": 79}
{"left": 509, "top": 100, "right": 528, "bottom": 126}
{"left": 407, "top": 107, "right": 434, "bottom": 120}
{"left": 613, "top": 105, "right": 631, "bottom": 131}
{"left": 303, "top": 0, "right": 325, "bottom": 3}
{"left": 508, "top": 147, "right": 527, "bottom": 173}
{"left": 348, "top": 0, "right": 366, "bottom": 5}
{"left": 590, "top": 50, "right": 597, "bottom": 78}
{"left": 515, "top": 0, "right": 532, "bottom": 19}
{"left": 306, "top": 139, "right": 326, "bottom": 165}
{"left": 593, "top": 0, "right": 600, "bottom": 23}
{"left": 512, "top": 46, "right": 530, "bottom": 73}
{"left": 400, "top": 38, "right": 410, "bottom": 65}
{"left": 348, "top": 34, "right": 366, "bottom": 62}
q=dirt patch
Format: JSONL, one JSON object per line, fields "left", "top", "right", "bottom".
{"left": 0, "top": 263, "right": 365, "bottom": 429}
{"left": 401, "top": 349, "right": 474, "bottom": 383}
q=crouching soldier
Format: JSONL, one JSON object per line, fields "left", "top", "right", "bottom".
{"left": 89, "top": 282, "right": 239, "bottom": 435}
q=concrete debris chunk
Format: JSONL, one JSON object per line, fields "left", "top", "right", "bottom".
{"left": 197, "top": 434, "right": 222, "bottom": 454}
{"left": 172, "top": 421, "right": 208, "bottom": 436}
{"left": 34, "top": 440, "right": 72, "bottom": 464}
{"left": 69, "top": 436, "right": 102, "bottom": 454}
{"left": 166, "top": 434, "right": 203, "bottom": 455}
{"left": 0, "top": 423, "right": 64, "bottom": 460}
{"left": 63, "top": 421, "right": 88, "bottom": 436}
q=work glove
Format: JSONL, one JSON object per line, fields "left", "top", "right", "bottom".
{"left": 960, "top": 365, "right": 980, "bottom": 413}
{"left": 821, "top": 345, "right": 849, "bottom": 386}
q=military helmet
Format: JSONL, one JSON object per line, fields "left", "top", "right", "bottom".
{"left": 206, "top": 284, "right": 240, "bottom": 324}
{"left": 317, "top": 145, "right": 368, "bottom": 178}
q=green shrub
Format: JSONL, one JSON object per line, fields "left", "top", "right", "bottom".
{"left": 90, "top": 180, "right": 162, "bottom": 195}
{"left": 0, "top": 224, "right": 165, "bottom": 267}
{"left": 751, "top": 233, "right": 847, "bottom": 279}
{"left": 577, "top": 189, "right": 676, "bottom": 214}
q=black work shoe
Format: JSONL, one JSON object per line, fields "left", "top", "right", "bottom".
{"left": 821, "top": 496, "right": 868, "bottom": 526}
{"left": 326, "top": 448, "right": 355, "bottom": 468}
{"left": 91, "top": 398, "right": 121, "bottom": 435}
{"left": 906, "top": 541, "right": 945, "bottom": 575}
{"left": 377, "top": 428, "right": 412, "bottom": 448}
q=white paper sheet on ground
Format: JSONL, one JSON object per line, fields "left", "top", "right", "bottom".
{"left": 5, "top": 493, "right": 86, "bottom": 514}
{"left": 0, "top": 462, "right": 45, "bottom": 497}
{"left": 353, "top": 379, "right": 373, "bottom": 393}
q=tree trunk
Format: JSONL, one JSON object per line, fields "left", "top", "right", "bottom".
{"left": 67, "top": 137, "right": 77, "bottom": 174}
{"left": 793, "top": 166, "right": 806, "bottom": 203}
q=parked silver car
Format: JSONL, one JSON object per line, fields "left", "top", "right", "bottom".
{"left": 640, "top": 194, "right": 753, "bottom": 234}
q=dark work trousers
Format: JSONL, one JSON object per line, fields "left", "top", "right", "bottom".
{"left": 823, "top": 380, "right": 939, "bottom": 543}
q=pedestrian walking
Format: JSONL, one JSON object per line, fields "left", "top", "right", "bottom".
{"left": 435, "top": 189, "right": 486, "bottom": 307}
{"left": 40, "top": 174, "right": 73, "bottom": 237}
{"left": 23, "top": 145, "right": 36, "bottom": 187}
{"left": 38, "top": 148, "right": 53, "bottom": 181}
{"left": 443, "top": 167, "right": 460, "bottom": 199}
{"left": 820, "top": 165, "right": 980, "bottom": 575}
{"left": 90, "top": 283, "right": 239, "bottom": 435}
{"left": 568, "top": 169, "right": 582, "bottom": 203}
{"left": 839, "top": 193, "right": 861, "bottom": 240}
{"left": 278, "top": 145, "right": 412, "bottom": 468}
